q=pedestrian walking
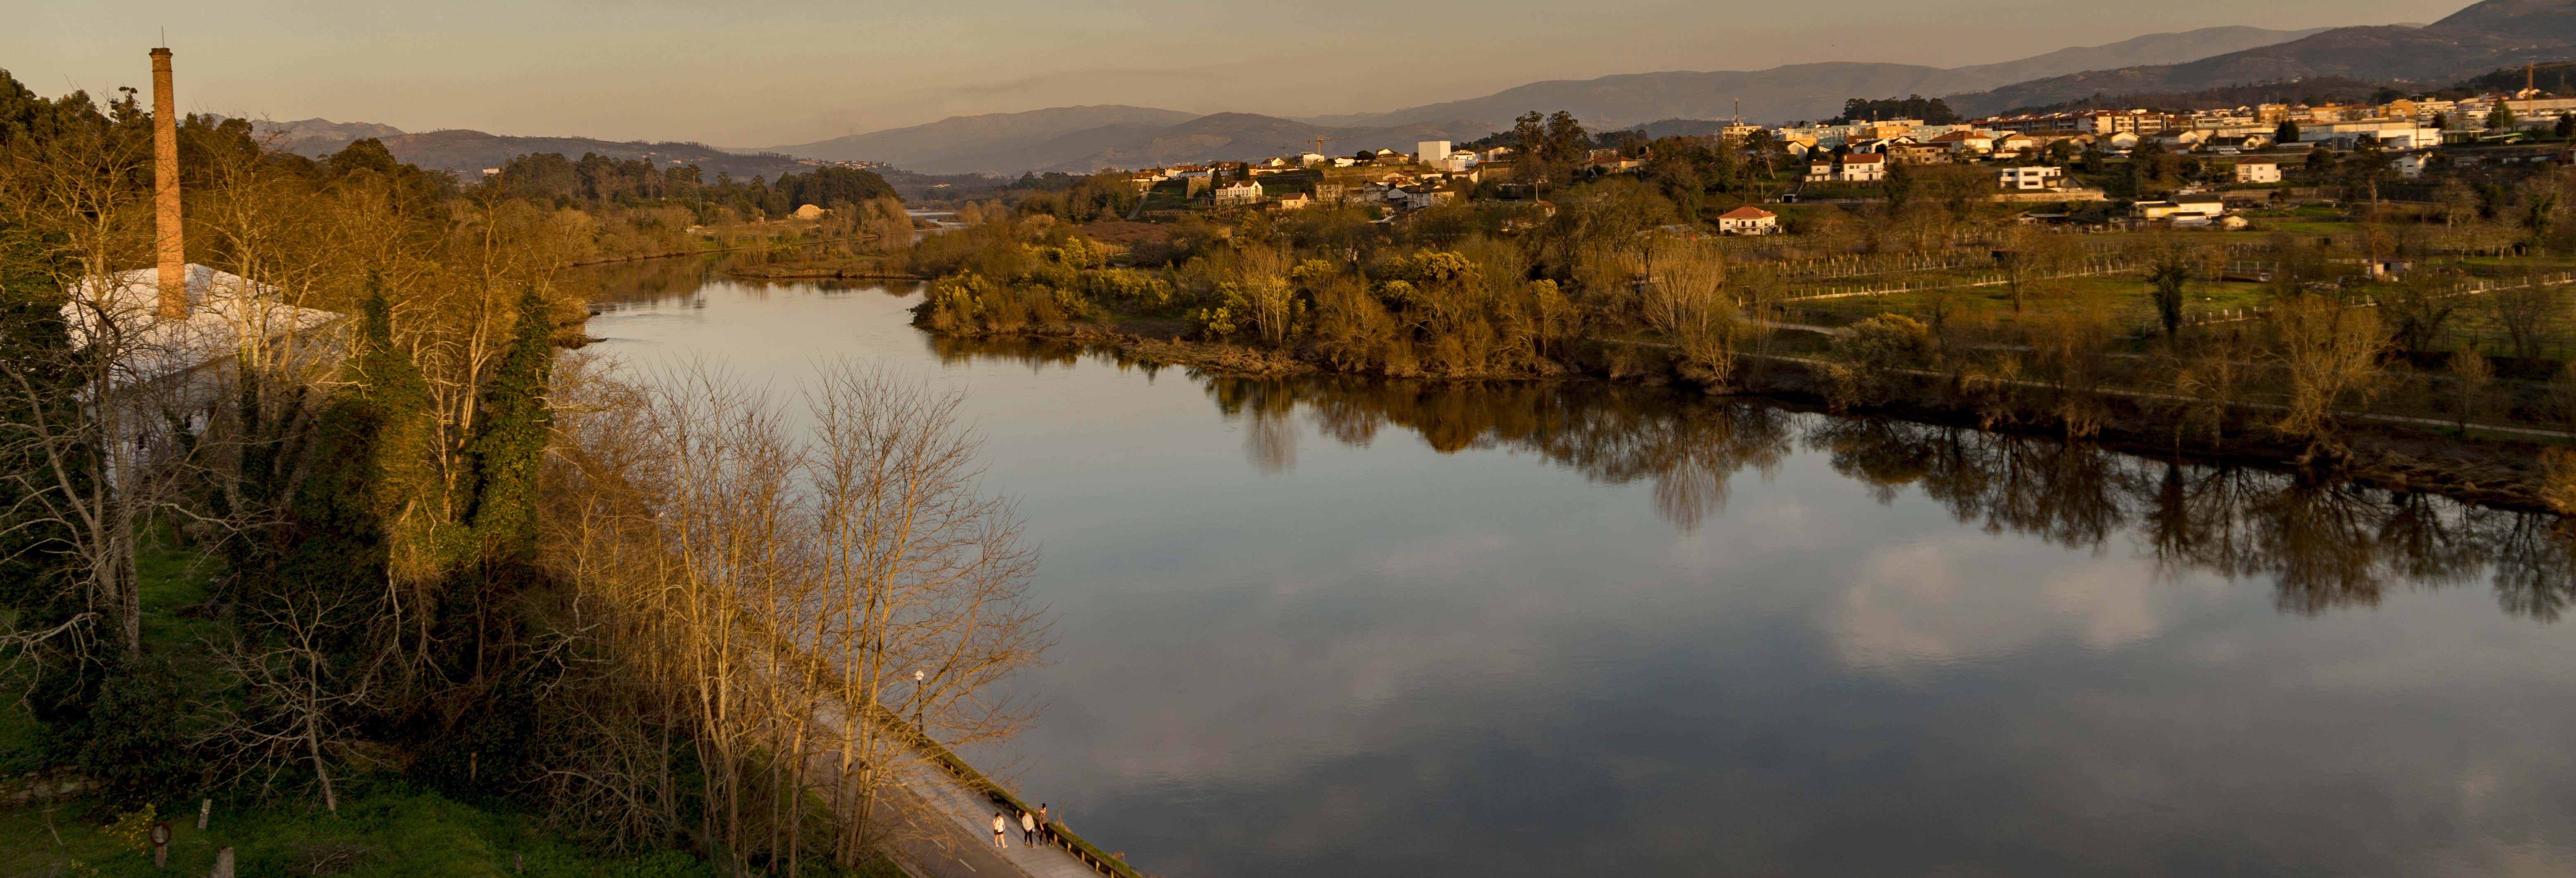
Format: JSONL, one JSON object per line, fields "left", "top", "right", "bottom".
{"left": 1021, "top": 809, "right": 1037, "bottom": 846}
{"left": 992, "top": 812, "right": 1007, "bottom": 849}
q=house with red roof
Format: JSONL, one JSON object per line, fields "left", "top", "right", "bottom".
{"left": 1716, "top": 206, "right": 1780, "bottom": 235}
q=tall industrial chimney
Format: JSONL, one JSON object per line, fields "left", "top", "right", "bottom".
{"left": 150, "top": 46, "right": 185, "bottom": 320}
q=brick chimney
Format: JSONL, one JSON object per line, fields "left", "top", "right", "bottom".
{"left": 151, "top": 47, "right": 185, "bottom": 320}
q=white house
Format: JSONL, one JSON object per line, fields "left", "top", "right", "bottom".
{"left": 1416, "top": 140, "right": 1452, "bottom": 166}
{"left": 2232, "top": 161, "right": 2280, "bottom": 183}
{"left": 1715, "top": 206, "right": 1780, "bottom": 235}
{"left": 1836, "top": 152, "right": 1887, "bottom": 182}
{"left": 1215, "top": 180, "right": 1263, "bottom": 206}
{"left": 1996, "top": 166, "right": 2063, "bottom": 190}
{"left": 1299, "top": 152, "right": 1327, "bottom": 167}
{"left": 2395, "top": 153, "right": 2431, "bottom": 178}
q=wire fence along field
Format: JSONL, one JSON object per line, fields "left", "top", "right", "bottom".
{"left": 1782, "top": 255, "right": 2138, "bottom": 300}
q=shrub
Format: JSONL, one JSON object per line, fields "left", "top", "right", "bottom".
{"left": 2543, "top": 448, "right": 2576, "bottom": 515}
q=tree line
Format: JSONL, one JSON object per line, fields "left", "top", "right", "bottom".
{"left": 0, "top": 66, "right": 1034, "bottom": 876}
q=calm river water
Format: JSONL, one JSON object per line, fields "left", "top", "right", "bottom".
{"left": 580, "top": 258, "right": 2576, "bottom": 878}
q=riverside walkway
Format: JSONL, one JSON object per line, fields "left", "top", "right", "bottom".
{"left": 892, "top": 756, "right": 1099, "bottom": 878}
{"left": 797, "top": 682, "right": 1143, "bottom": 878}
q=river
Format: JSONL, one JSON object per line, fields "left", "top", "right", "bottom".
{"left": 577, "top": 258, "right": 2576, "bottom": 878}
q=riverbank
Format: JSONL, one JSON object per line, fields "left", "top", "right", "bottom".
{"left": 921, "top": 316, "right": 2575, "bottom": 515}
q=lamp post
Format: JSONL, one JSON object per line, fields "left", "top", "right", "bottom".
{"left": 913, "top": 669, "right": 926, "bottom": 731}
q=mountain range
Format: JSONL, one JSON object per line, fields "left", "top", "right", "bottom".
{"left": 246, "top": 118, "right": 813, "bottom": 181}
{"left": 1305, "top": 26, "right": 2330, "bottom": 131}
{"left": 748, "top": 25, "right": 2327, "bottom": 175}
{"left": 223, "top": 0, "right": 2576, "bottom": 181}
{"left": 1946, "top": 0, "right": 2576, "bottom": 115}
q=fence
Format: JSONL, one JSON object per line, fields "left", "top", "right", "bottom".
{"left": 1784, "top": 255, "right": 2138, "bottom": 300}
{"left": 2141, "top": 269, "right": 2576, "bottom": 334}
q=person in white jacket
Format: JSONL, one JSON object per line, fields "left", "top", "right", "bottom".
{"left": 992, "top": 812, "right": 1008, "bottom": 849}
{"left": 1020, "top": 809, "right": 1037, "bottom": 846}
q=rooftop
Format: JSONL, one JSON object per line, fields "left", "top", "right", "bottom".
{"left": 64, "top": 264, "right": 344, "bottom": 387}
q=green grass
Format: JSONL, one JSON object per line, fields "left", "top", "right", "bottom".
{"left": 0, "top": 788, "right": 741, "bottom": 878}
{"left": 2265, "top": 220, "right": 2363, "bottom": 235}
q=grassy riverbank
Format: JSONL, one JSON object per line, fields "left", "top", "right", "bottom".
{"left": 893, "top": 188, "right": 2576, "bottom": 515}
{"left": 931, "top": 317, "right": 2574, "bottom": 512}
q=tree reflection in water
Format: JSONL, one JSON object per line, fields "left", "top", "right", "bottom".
{"left": 931, "top": 334, "right": 2576, "bottom": 622}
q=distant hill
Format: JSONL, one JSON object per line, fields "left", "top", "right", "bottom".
{"left": 249, "top": 118, "right": 405, "bottom": 155}
{"left": 1948, "top": 0, "right": 2576, "bottom": 116}
{"left": 1993, "top": 77, "right": 2393, "bottom": 116}
{"left": 231, "top": 116, "right": 818, "bottom": 181}
{"left": 1025, "top": 113, "right": 1490, "bottom": 174}
{"left": 1298, "top": 25, "right": 2328, "bottom": 131}
{"left": 761, "top": 109, "right": 1492, "bottom": 175}
{"left": 753, "top": 105, "right": 1201, "bottom": 172}
{"left": 395, "top": 130, "right": 808, "bottom": 181}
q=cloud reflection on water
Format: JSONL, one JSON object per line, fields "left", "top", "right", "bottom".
{"left": 591, "top": 271, "right": 2576, "bottom": 877}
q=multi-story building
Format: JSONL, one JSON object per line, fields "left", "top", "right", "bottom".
{"left": 2232, "top": 161, "right": 2280, "bottom": 184}
{"left": 1925, "top": 130, "right": 1994, "bottom": 154}
{"left": 1836, "top": 152, "right": 1887, "bottom": 182}
{"left": 1996, "top": 166, "right": 2062, "bottom": 190}
{"left": 1215, "top": 180, "right": 1263, "bottom": 206}
{"left": 1972, "top": 109, "right": 2185, "bottom": 137}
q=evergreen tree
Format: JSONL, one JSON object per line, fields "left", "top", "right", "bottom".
{"left": 465, "top": 288, "right": 555, "bottom": 565}
{"left": 352, "top": 286, "right": 470, "bottom": 583}
{"left": 0, "top": 219, "right": 83, "bottom": 637}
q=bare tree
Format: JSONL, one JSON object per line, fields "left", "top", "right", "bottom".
{"left": 2270, "top": 296, "right": 2389, "bottom": 441}
{"left": 535, "top": 359, "right": 1046, "bottom": 872}
{"left": 197, "top": 586, "right": 383, "bottom": 813}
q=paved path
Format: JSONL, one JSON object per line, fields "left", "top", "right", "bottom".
{"left": 897, "top": 757, "right": 1097, "bottom": 878}
{"left": 798, "top": 688, "right": 1109, "bottom": 878}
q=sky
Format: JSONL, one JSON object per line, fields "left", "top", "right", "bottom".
{"left": 5, "top": 0, "right": 2470, "bottom": 148}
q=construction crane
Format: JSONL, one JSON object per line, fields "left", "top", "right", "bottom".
{"left": 2520, "top": 60, "right": 2576, "bottom": 97}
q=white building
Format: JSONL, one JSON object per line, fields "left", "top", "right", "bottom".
{"left": 1215, "top": 180, "right": 1263, "bottom": 206}
{"left": 2232, "top": 161, "right": 2280, "bottom": 184}
{"left": 1415, "top": 140, "right": 1452, "bottom": 166}
{"left": 2395, "top": 153, "right": 2431, "bottom": 179}
{"left": 1836, "top": 152, "right": 1887, "bottom": 182}
{"left": 2135, "top": 197, "right": 2226, "bottom": 221}
{"left": 1715, "top": 206, "right": 1780, "bottom": 235}
{"left": 1996, "top": 166, "right": 2062, "bottom": 190}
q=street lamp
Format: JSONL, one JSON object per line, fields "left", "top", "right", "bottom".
{"left": 913, "top": 668, "right": 926, "bottom": 731}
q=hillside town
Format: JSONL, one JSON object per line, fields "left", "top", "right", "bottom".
{"left": 1055, "top": 87, "right": 2576, "bottom": 236}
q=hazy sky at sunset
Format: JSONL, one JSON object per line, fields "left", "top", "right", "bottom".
{"left": 6, "top": 0, "right": 2468, "bottom": 147}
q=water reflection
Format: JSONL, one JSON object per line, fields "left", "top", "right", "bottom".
{"left": 932, "top": 334, "right": 2576, "bottom": 622}
{"left": 589, "top": 270, "right": 2576, "bottom": 877}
